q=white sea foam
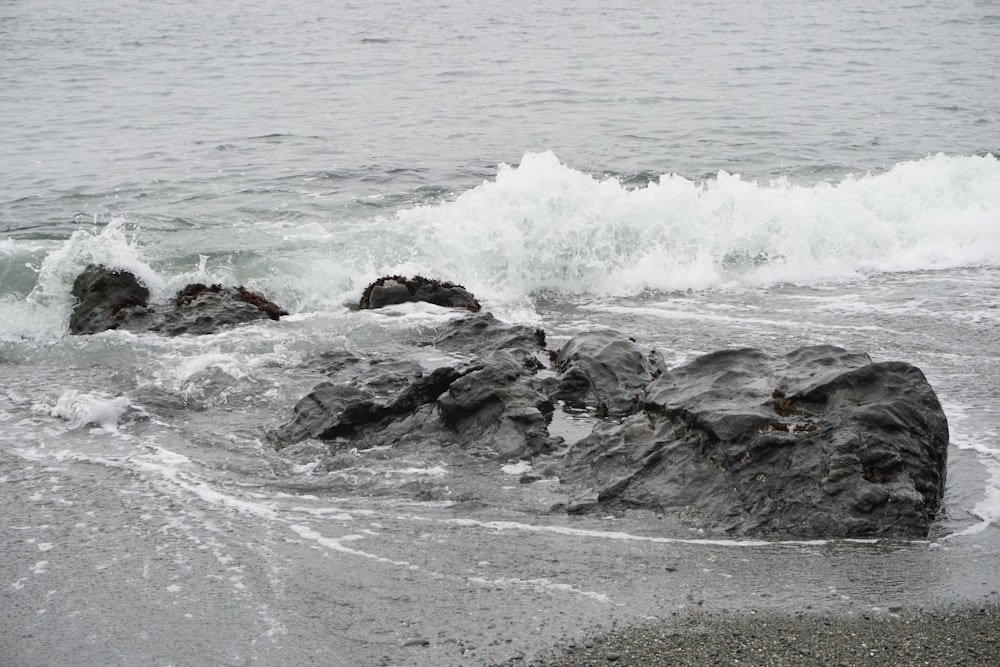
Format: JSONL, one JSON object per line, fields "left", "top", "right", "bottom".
{"left": 125, "top": 450, "right": 280, "bottom": 520}
{"left": 6, "top": 153, "right": 996, "bottom": 340}
{"left": 289, "top": 524, "right": 414, "bottom": 568}
{"left": 441, "top": 518, "right": 882, "bottom": 547}
{"left": 0, "top": 218, "right": 163, "bottom": 342}
{"left": 289, "top": 507, "right": 355, "bottom": 520}
{"left": 384, "top": 466, "right": 448, "bottom": 477}
{"left": 383, "top": 151, "right": 1000, "bottom": 302}
{"left": 49, "top": 391, "right": 130, "bottom": 432}
{"left": 138, "top": 335, "right": 303, "bottom": 405}
{"left": 501, "top": 461, "right": 532, "bottom": 475}
{"left": 30, "top": 217, "right": 162, "bottom": 304}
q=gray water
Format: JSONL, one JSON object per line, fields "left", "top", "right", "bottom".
{"left": 3, "top": 1, "right": 1000, "bottom": 665}
{"left": 4, "top": 0, "right": 999, "bottom": 213}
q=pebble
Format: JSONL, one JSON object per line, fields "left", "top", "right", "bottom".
{"left": 496, "top": 605, "right": 1000, "bottom": 667}
{"left": 402, "top": 638, "right": 430, "bottom": 648}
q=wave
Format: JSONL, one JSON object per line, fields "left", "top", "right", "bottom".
{"left": 382, "top": 151, "right": 1000, "bottom": 300}
{"left": 2, "top": 152, "right": 998, "bottom": 340}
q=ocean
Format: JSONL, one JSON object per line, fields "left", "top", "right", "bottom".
{"left": 2, "top": 0, "right": 999, "bottom": 665}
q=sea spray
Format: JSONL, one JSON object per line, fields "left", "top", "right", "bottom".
{"left": 385, "top": 151, "right": 1000, "bottom": 301}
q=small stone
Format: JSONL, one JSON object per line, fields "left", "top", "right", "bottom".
{"left": 402, "top": 638, "right": 430, "bottom": 647}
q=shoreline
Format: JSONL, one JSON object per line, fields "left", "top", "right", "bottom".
{"left": 499, "top": 605, "right": 1000, "bottom": 666}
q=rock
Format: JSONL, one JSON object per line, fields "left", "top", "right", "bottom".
{"left": 434, "top": 312, "right": 546, "bottom": 356}
{"left": 149, "top": 287, "right": 276, "bottom": 335}
{"left": 269, "top": 314, "right": 555, "bottom": 459}
{"left": 402, "top": 638, "right": 430, "bottom": 647}
{"left": 273, "top": 383, "right": 379, "bottom": 444}
{"left": 67, "top": 265, "right": 288, "bottom": 336}
{"left": 269, "top": 309, "right": 949, "bottom": 538}
{"left": 546, "top": 330, "right": 665, "bottom": 417}
{"left": 175, "top": 283, "right": 288, "bottom": 320}
{"left": 562, "top": 345, "right": 949, "bottom": 538}
{"left": 359, "top": 275, "right": 481, "bottom": 312}
{"left": 270, "top": 365, "right": 463, "bottom": 448}
{"left": 69, "top": 264, "right": 151, "bottom": 335}
{"left": 437, "top": 349, "right": 557, "bottom": 459}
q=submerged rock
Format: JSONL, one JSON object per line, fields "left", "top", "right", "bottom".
{"left": 359, "top": 275, "right": 481, "bottom": 312}
{"left": 68, "top": 264, "right": 288, "bottom": 336}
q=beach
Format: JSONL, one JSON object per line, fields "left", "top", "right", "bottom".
{"left": 3, "top": 1, "right": 999, "bottom": 665}
{"left": 510, "top": 606, "right": 1000, "bottom": 666}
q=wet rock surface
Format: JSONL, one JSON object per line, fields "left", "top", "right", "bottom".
{"left": 545, "top": 329, "right": 666, "bottom": 418}
{"left": 69, "top": 264, "right": 151, "bottom": 335}
{"left": 68, "top": 264, "right": 288, "bottom": 336}
{"left": 270, "top": 313, "right": 556, "bottom": 462}
{"left": 69, "top": 265, "right": 950, "bottom": 538}
{"left": 561, "top": 345, "right": 949, "bottom": 538}
{"left": 272, "top": 313, "right": 949, "bottom": 538}
{"left": 359, "top": 275, "right": 482, "bottom": 312}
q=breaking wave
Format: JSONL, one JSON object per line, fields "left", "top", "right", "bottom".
{"left": 386, "top": 151, "right": 1000, "bottom": 300}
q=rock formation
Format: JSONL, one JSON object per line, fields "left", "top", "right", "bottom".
{"left": 69, "top": 264, "right": 151, "bottom": 335}
{"left": 69, "top": 264, "right": 288, "bottom": 336}
{"left": 70, "top": 263, "right": 950, "bottom": 537}
{"left": 559, "top": 343, "right": 948, "bottom": 538}
{"left": 359, "top": 275, "right": 481, "bottom": 312}
{"left": 270, "top": 314, "right": 950, "bottom": 539}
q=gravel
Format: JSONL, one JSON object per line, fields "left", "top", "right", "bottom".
{"left": 496, "top": 605, "right": 1000, "bottom": 666}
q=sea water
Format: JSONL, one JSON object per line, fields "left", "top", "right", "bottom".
{"left": 2, "top": 1, "right": 999, "bottom": 665}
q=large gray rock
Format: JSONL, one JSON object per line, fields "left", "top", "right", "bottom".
{"left": 546, "top": 330, "right": 665, "bottom": 417}
{"left": 269, "top": 314, "right": 554, "bottom": 460}
{"left": 561, "top": 345, "right": 949, "bottom": 538}
{"left": 147, "top": 287, "right": 274, "bottom": 336}
{"left": 271, "top": 366, "right": 462, "bottom": 446}
{"left": 359, "top": 275, "right": 481, "bottom": 312}
{"left": 269, "top": 313, "right": 950, "bottom": 538}
{"left": 434, "top": 312, "right": 546, "bottom": 356}
{"left": 68, "top": 266, "right": 287, "bottom": 336}
{"left": 437, "top": 349, "right": 557, "bottom": 459}
{"left": 69, "top": 264, "right": 151, "bottom": 335}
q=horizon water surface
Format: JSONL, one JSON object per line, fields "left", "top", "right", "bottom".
{"left": 3, "top": 1, "right": 1000, "bottom": 665}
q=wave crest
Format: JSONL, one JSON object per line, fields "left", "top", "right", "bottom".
{"left": 387, "top": 151, "right": 1000, "bottom": 299}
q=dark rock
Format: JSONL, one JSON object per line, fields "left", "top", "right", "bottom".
{"left": 437, "top": 350, "right": 556, "bottom": 459}
{"left": 175, "top": 283, "right": 288, "bottom": 321}
{"left": 269, "top": 315, "right": 553, "bottom": 459}
{"left": 402, "top": 638, "right": 430, "bottom": 648}
{"left": 69, "top": 264, "right": 151, "bottom": 335}
{"left": 67, "top": 265, "right": 288, "bottom": 336}
{"left": 546, "top": 330, "right": 665, "bottom": 417}
{"left": 270, "top": 366, "right": 463, "bottom": 448}
{"left": 269, "top": 342, "right": 463, "bottom": 447}
{"left": 273, "top": 384, "right": 379, "bottom": 444}
{"left": 434, "top": 312, "right": 546, "bottom": 357}
{"left": 150, "top": 287, "right": 274, "bottom": 335}
{"left": 359, "top": 275, "right": 481, "bottom": 312}
{"left": 270, "top": 309, "right": 949, "bottom": 537}
{"left": 562, "top": 345, "right": 949, "bottom": 538}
